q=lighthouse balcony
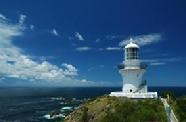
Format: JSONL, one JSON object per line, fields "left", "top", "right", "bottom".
{"left": 117, "top": 63, "right": 147, "bottom": 70}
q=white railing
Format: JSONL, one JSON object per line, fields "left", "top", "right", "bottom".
{"left": 161, "top": 98, "right": 178, "bottom": 122}
{"left": 110, "top": 92, "right": 157, "bottom": 98}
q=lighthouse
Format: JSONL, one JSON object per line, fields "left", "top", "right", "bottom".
{"left": 110, "top": 38, "right": 157, "bottom": 98}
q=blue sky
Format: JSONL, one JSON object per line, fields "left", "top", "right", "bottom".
{"left": 0, "top": 0, "right": 186, "bottom": 87}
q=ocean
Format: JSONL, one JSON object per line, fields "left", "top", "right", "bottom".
{"left": 0, "top": 87, "right": 185, "bottom": 122}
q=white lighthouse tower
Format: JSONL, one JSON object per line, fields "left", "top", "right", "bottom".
{"left": 110, "top": 38, "right": 157, "bottom": 98}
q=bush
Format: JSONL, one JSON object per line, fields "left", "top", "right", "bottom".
{"left": 81, "top": 106, "right": 88, "bottom": 122}
{"left": 176, "top": 96, "right": 186, "bottom": 121}
{"left": 160, "top": 91, "right": 176, "bottom": 100}
{"left": 103, "top": 99, "right": 167, "bottom": 122}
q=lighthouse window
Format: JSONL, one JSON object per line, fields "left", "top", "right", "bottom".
{"left": 126, "top": 48, "right": 139, "bottom": 59}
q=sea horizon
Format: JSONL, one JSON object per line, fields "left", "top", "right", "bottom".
{"left": 0, "top": 85, "right": 186, "bottom": 88}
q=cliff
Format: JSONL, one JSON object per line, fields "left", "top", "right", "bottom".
{"left": 64, "top": 95, "right": 167, "bottom": 122}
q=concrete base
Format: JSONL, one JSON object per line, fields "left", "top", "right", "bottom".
{"left": 110, "top": 92, "right": 158, "bottom": 99}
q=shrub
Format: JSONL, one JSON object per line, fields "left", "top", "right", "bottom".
{"left": 81, "top": 106, "right": 88, "bottom": 122}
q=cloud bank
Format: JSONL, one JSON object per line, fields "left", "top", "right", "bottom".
{"left": 0, "top": 13, "right": 96, "bottom": 86}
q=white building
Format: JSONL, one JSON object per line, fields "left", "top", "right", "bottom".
{"left": 110, "top": 39, "right": 157, "bottom": 98}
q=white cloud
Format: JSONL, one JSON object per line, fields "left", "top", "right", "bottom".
{"left": 119, "top": 33, "right": 162, "bottom": 47}
{"left": 30, "top": 55, "right": 56, "bottom": 61}
{"left": 0, "top": 14, "right": 7, "bottom": 20}
{"left": 150, "top": 62, "right": 166, "bottom": 66}
{"left": 62, "top": 63, "right": 78, "bottom": 76}
{"left": 161, "top": 57, "right": 186, "bottom": 62}
{"left": 142, "top": 59, "right": 165, "bottom": 66}
{"left": 141, "top": 57, "right": 186, "bottom": 66}
{"left": 75, "top": 47, "right": 92, "bottom": 51}
{"left": 19, "top": 14, "right": 27, "bottom": 25}
{"left": 51, "top": 29, "right": 59, "bottom": 36}
{"left": 81, "top": 79, "right": 88, "bottom": 83}
{"left": 0, "top": 13, "right": 82, "bottom": 85}
{"left": 105, "top": 47, "right": 121, "bottom": 51}
{"left": 75, "top": 32, "right": 84, "bottom": 41}
{"left": 30, "top": 24, "right": 34, "bottom": 30}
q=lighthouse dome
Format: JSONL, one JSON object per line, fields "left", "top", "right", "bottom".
{"left": 125, "top": 42, "right": 139, "bottom": 49}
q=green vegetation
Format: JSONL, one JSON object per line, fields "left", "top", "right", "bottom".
{"left": 160, "top": 91, "right": 176, "bottom": 100}
{"left": 176, "top": 96, "right": 186, "bottom": 121}
{"left": 64, "top": 96, "right": 167, "bottom": 122}
{"left": 81, "top": 106, "right": 88, "bottom": 122}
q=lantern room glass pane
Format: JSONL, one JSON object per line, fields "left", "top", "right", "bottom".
{"left": 126, "top": 48, "right": 139, "bottom": 59}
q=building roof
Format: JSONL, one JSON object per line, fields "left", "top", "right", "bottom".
{"left": 125, "top": 41, "right": 139, "bottom": 49}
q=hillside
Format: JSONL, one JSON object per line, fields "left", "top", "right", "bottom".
{"left": 64, "top": 96, "right": 167, "bottom": 122}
